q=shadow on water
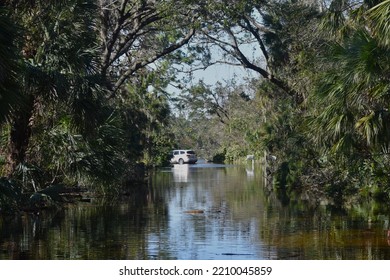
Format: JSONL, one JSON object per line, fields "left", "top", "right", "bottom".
{"left": 0, "top": 190, "right": 170, "bottom": 259}
{"left": 2, "top": 161, "right": 390, "bottom": 259}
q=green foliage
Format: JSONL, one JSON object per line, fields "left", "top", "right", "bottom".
{"left": 0, "top": 7, "right": 21, "bottom": 123}
{"left": 172, "top": 80, "right": 262, "bottom": 162}
{"left": 1, "top": 0, "right": 390, "bottom": 211}
{"left": 255, "top": 0, "right": 390, "bottom": 205}
{"left": 123, "top": 70, "right": 176, "bottom": 167}
{"left": 1, "top": 0, "right": 157, "bottom": 198}
{"left": 368, "top": 0, "right": 390, "bottom": 46}
{"left": 212, "top": 151, "right": 226, "bottom": 163}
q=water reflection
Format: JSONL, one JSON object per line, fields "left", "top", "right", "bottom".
{"left": 1, "top": 162, "right": 390, "bottom": 259}
{"left": 245, "top": 159, "right": 255, "bottom": 178}
{"left": 172, "top": 164, "right": 189, "bottom": 183}
{"left": 163, "top": 163, "right": 268, "bottom": 259}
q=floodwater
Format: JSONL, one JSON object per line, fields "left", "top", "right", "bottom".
{"left": 1, "top": 161, "right": 390, "bottom": 259}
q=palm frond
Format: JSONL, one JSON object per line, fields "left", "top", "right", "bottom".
{"left": 355, "top": 111, "right": 379, "bottom": 146}
{"left": 368, "top": 0, "right": 390, "bottom": 46}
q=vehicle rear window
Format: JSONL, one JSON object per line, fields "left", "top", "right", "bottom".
{"left": 186, "top": 151, "right": 195, "bottom": 154}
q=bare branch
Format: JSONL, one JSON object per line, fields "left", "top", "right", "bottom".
{"left": 110, "top": 27, "right": 196, "bottom": 97}
{"left": 240, "top": 16, "right": 270, "bottom": 64}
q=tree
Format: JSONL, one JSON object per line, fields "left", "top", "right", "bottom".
{"left": 189, "top": 0, "right": 321, "bottom": 102}
{"left": 2, "top": 0, "right": 101, "bottom": 176}
{"left": 172, "top": 79, "right": 262, "bottom": 161}
{"left": 123, "top": 69, "right": 176, "bottom": 166}
{"left": 1, "top": 0, "right": 202, "bottom": 182}
{"left": 368, "top": 0, "right": 390, "bottom": 46}
{"left": 97, "top": 0, "right": 198, "bottom": 96}
{"left": 291, "top": 0, "right": 390, "bottom": 202}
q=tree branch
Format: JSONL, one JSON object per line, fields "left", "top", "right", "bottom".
{"left": 110, "top": 27, "right": 196, "bottom": 97}
{"left": 224, "top": 28, "right": 297, "bottom": 99}
{"left": 240, "top": 16, "right": 270, "bottom": 64}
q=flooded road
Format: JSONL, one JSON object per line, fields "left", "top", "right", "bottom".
{"left": 1, "top": 161, "right": 390, "bottom": 259}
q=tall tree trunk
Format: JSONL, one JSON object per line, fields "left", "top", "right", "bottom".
{"left": 6, "top": 97, "right": 34, "bottom": 176}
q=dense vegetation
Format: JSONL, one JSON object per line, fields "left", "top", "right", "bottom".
{"left": 172, "top": 0, "right": 390, "bottom": 206}
{"left": 0, "top": 0, "right": 389, "bottom": 213}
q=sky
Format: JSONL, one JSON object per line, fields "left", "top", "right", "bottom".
{"left": 191, "top": 63, "right": 255, "bottom": 86}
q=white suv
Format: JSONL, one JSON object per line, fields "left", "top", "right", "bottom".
{"left": 170, "top": 150, "right": 198, "bottom": 164}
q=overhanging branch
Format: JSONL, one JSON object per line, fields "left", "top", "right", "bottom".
{"left": 110, "top": 28, "right": 196, "bottom": 97}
